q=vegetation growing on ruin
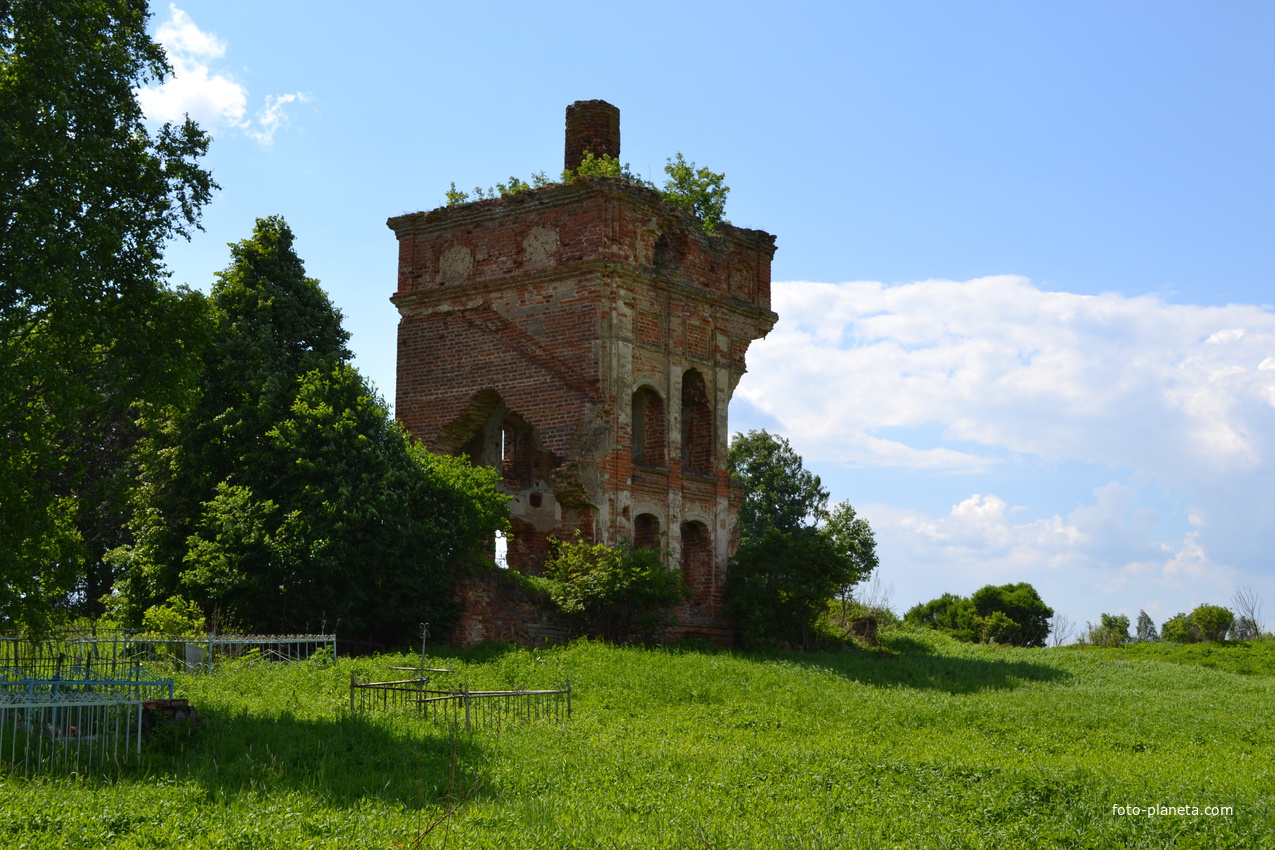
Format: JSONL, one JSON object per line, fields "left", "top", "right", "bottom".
{"left": 445, "top": 151, "right": 731, "bottom": 231}
{"left": 1, "top": 632, "right": 1270, "bottom": 847}
{"left": 531, "top": 534, "right": 685, "bottom": 643}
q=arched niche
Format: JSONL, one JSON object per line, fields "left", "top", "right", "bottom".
{"left": 680, "top": 369, "right": 713, "bottom": 476}
{"left": 680, "top": 520, "right": 712, "bottom": 604}
{"left": 631, "top": 385, "right": 666, "bottom": 468}
{"left": 634, "top": 513, "right": 661, "bottom": 550}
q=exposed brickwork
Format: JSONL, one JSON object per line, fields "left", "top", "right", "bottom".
{"left": 390, "top": 101, "right": 777, "bottom": 647}
{"left": 632, "top": 386, "right": 666, "bottom": 468}
{"left": 451, "top": 571, "right": 570, "bottom": 647}
{"left": 564, "top": 100, "right": 621, "bottom": 172}
{"left": 634, "top": 513, "right": 661, "bottom": 550}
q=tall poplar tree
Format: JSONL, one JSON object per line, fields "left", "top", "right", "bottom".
{"left": 1, "top": 0, "right": 214, "bottom": 631}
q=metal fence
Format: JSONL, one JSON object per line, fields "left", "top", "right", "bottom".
{"left": 350, "top": 674, "right": 571, "bottom": 732}
{"left": 1, "top": 632, "right": 166, "bottom": 682}
{"left": 0, "top": 690, "right": 144, "bottom": 774}
{"left": 159, "top": 634, "right": 337, "bottom": 669}
{"left": 0, "top": 632, "right": 335, "bottom": 676}
{"left": 0, "top": 632, "right": 176, "bottom": 702}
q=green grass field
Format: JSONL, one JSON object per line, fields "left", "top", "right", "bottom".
{"left": 2, "top": 629, "right": 1271, "bottom": 848}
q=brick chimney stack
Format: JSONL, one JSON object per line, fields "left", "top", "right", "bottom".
{"left": 564, "top": 100, "right": 620, "bottom": 172}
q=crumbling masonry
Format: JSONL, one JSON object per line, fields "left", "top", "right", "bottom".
{"left": 389, "top": 101, "right": 777, "bottom": 645}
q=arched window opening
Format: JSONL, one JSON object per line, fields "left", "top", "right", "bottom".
{"left": 681, "top": 369, "right": 713, "bottom": 476}
{"left": 501, "top": 423, "right": 516, "bottom": 477}
{"left": 680, "top": 521, "right": 712, "bottom": 604}
{"left": 497, "top": 413, "right": 537, "bottom": 489}
{"left": 634, "top": 513, "right": 661, "bottom": 550}
{"left": 631, "top": 386, "right": 666, "bottom": 468}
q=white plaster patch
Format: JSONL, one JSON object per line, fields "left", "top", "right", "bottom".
{"left": 523, "top": 226, "right": 559, "bottom": 271}
{"left": 437, "top": 245, "right": 473, "bottom": 285}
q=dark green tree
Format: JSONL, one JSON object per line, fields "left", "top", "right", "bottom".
{"left": 823, "top": 500, "right": 880, "bottom": 601}
{"left": 1189, "top": 604, "right": 1234, "bottom": 643}
{"left": 906, "top": 583, "right": 1053, "bottom": 647}
{"left": 1159, "top": 605, "right": 1236, "bottom": 644}
{"left": 729, "top": 430, "right": 828, "bottom": 540}
{"left": 1160, "top": 612, "right": 1192, "bottom": 643}
{"left": 1, "top": 0, "right": 215, "bottom": 632}
{"left": 904, "top": 593, "right": 977, "bottom": 642}
{"left": 970, "top": 584, "right": 1053, "bottom": 647}
{"left": 725, "top": 430, "right": 876, "bottom": 649}
{"left": 115, "top": 218, "right": 506, "bottom": 643}
{"left": 727, "top": 526, "right": 850, "bottom": 650}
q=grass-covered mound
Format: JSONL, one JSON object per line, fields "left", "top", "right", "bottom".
{"left": 1069, "top": 636, "right": 1275, "bottom": 678}
{"left": 1, "top": 629, "right": 1270, "bottom": 848}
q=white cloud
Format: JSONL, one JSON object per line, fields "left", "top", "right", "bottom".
{"left": 736, "top": 275, "right": 1275, "bottom": 621}
{"left": 247, "top": 93, "right": 310, "bottom": 146}
{"left": 861, "top": 483, "right": 1238, "bottom": 626}
{"left": 155, "top": 5, "right": 226, "bottom": 60}
{"left": 1206, "top": 328, "right": 1245, "bottom": 344}
{"left": 137, "top": 5, "right": 305, "bottom": 146}
{"left": 741, "top": 276, "right": 1275, "bottom": 480}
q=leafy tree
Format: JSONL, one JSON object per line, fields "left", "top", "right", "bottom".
{"left": 725, "top": 430, "right": 875, "bottom": 649}
{"left": 1135, "top": 610, "right": 1159, "bottom": 642}
{"left": 538, "top": 535, "right": 684, "bottom": 642}
{"left": 905, "top": 593, "right": 977, "bottom": 642}
{"left": 822, "top": 500, "right": 880, "bottom": 598}
{"left": 1158, "top": 605, "right": 1237, "bottom": 644}
{"left": 726, "top": 527, "right": 850, "bottom": 650}
{"left": 1160, "top": 612, "right": 1192, "bottom": 643}
{"left": 1086, "top": 613, "right": 1131, "bottom": 647}
{"left": 114, "top": 218, "right": 506, "bottom": 644}
{"left": 141, "top": 596, "right": 206, "bottom": 637}
{"left": 970, "top": 584, "right": 1053, "bottom": 647}
{"left": 1, "top": 0, "right": 215, "bottom": 632}
{"left": 906, "top": 583, "right": 1053, "bottom": 647}
{"left": 729, "top": 430, "right": 828, "bottom": 540}
{"left": 1190, "top": 604, "right": 1234, "bottom": 643}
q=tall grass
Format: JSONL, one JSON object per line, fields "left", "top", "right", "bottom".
{"left": 1, "top": 628, "right": 1270, "bottom": 848}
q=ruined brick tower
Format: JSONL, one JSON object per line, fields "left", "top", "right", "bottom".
{"left": 389, "top": 101, "right": 777, "bottom": 645}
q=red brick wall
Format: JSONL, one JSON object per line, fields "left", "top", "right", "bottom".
{"left": 389, "top": 175, "right": 777, "bottom": 648}
{"left": 564, "top": 100, "right": 620, "bottom": 172}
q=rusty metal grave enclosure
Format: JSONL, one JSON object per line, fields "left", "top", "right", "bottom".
{"left": 350, "top": 673, "right": 571, "bottom": 733}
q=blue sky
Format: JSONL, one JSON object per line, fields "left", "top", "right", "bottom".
{"left": 144, "top": 1, "right": 1275, "bottom": 637}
